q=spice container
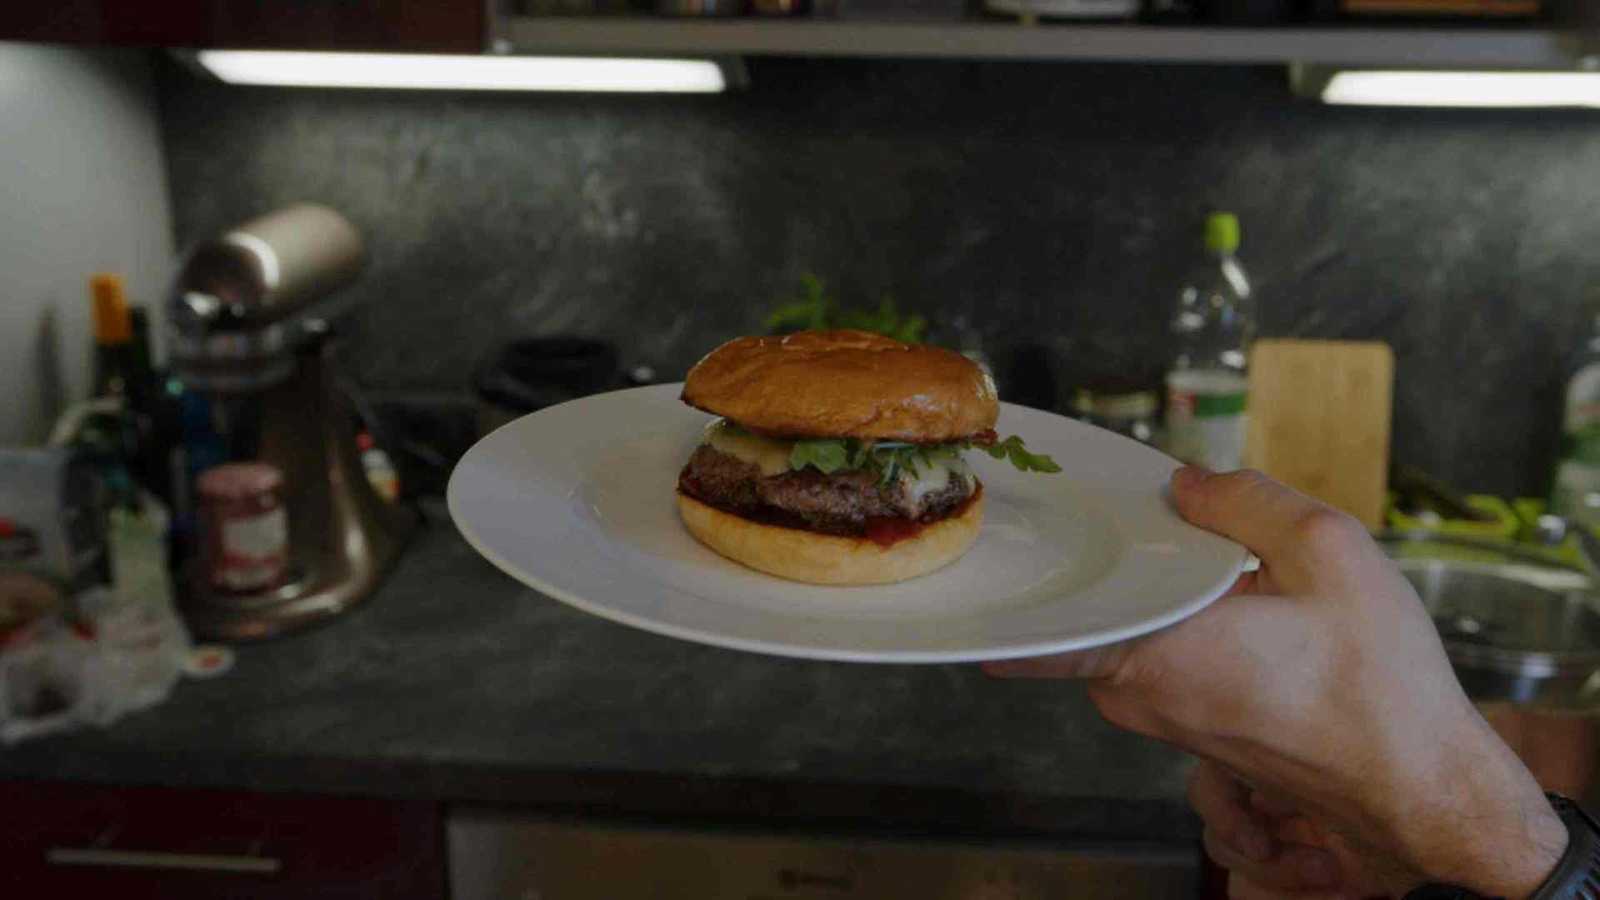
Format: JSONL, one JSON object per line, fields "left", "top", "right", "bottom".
{"left": 1070, "top": 385, "right": 1160, "bottom": 445}
{"left": 197, "top": 463, "right": 289, "bottom": 593}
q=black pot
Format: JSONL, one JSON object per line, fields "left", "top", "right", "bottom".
{"left": 473, "top": 337, "right": 620, "bottom": 434}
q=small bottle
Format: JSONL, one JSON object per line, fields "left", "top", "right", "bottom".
{"left": 90, "top": 272, "right": 139, "bottom": 397}
{"left": 1551, "top": 314, "right": 1600, "bottom": 527}
{"left": 1164, "top": 212, "right": 1255, "bottom": 471}
{"left": 84, "top": 274, "right": 148, "bottom": 509}
{"left": 356, "top": 432, "right": 401, "bottom": 503}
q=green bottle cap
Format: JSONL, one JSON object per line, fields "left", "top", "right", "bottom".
{"left": 1204, "top": 212, "right": 1240, "bottom": 255}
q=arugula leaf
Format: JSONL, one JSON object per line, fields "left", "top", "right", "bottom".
{"left": 846, "top": 440, "right": 870, "bottom": 470}
{"left": 979, "top": 435, "right": 1062, "bottom": 474}
{"left": 766, "top": 276, "right": 927, "bottom": 344}
{"left": 880, "top": 456, "right": 900, "bottom": 486}
{"left": 765, "top": 274, "right": 834, "bottom": 334}
{"left": 835, "top": 296, "right": 928, "bottom": 345}
{"left": 780, "top": 433, "right": 1059, "bottom": 480}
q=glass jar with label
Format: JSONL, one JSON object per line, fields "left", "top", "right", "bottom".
{"left": 197, "top": 463, "right": 288, "bottom": 593}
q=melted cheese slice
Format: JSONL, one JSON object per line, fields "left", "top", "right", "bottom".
{"left": 703, "top": 419, "right": 794, "bottom": 477}
{"left": 904, "top": 458, "right": 974, "bottom": 515}
{"left": 901, "top": 459, "right": 951, "bottom": 506}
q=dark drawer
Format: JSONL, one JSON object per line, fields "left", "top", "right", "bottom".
{"left": 0, "top": 781, "right": 442, "bottom": 899}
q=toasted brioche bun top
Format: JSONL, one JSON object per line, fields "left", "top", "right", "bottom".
{"left": 681, "top": 330, "right": 999, "bottom": 442}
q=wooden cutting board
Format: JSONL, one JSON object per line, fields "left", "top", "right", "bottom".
{"left": 1246, "top": 339, "right": 1394, "bottom": 530}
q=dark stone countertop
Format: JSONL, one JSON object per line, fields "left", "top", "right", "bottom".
{"left": 0, "top": 503, "right": 1198, "bottom": 844}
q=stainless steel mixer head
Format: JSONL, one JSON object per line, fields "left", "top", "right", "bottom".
{"left": 167, "top": 204, "right": 365, "bottom": 392}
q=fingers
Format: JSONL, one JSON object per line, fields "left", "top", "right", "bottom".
{"left": 985, "top": 469, "right": 1340, "bottom": 683}
{"left": 1206, "top": 828, "right": 1344, "bottom": 894}
{"left": 1169, "top": 468, "right": 1377, "bottom": 592}
{"left": 1249, "top": 786, "right": 1306, "bottom": 821}
{"left": 1190, "top": 762, "right": 1345, "bottom": 895}
{"left": 1188, "top": 761, "right": 1274, "bottom": 861}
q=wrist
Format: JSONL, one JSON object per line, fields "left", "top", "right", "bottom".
{"left": 1434, "top": 791, "right": 1566, "bottom": 898}
{"left": 1388, "top": 722, "right": 1567, "bottom": 898}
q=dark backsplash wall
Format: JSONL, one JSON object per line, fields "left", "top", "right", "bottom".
{"left": 157, "top": 58, "right": 1600, "bottom": 498}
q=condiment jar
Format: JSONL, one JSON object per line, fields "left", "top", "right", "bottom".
{"left": 197, "top": 463, "right": 288, "bottom": 593}
{"left": 1070, "top": 386, "right": 1160, "bottom": 445}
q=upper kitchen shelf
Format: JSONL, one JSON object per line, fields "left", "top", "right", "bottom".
{"left": 491, "top": 17, "right": 1589, "bottom": 69}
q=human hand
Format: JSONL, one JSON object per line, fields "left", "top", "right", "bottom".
{"left": 986, "top": 468, "right": 1566, "bottom": 898}
{"left": 1187, "top": 758, "right": 1387, "bottom": 898}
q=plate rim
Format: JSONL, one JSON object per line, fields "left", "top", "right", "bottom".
{"left": 447, "top": 383, "right": 1250, "bottom": 664}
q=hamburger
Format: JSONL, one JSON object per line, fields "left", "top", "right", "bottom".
{"left": 676, "top": 330, "right": 1059, "bottom": 585}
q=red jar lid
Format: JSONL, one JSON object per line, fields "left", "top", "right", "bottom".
{"left": 197, "top": 462, "right": 284, "bottom": 501}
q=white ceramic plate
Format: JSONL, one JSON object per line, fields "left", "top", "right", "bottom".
{"left": 447, "top": 384, "right": 1248, "bottom": 663}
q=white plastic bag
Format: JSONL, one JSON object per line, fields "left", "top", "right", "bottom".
{"left": 0, "top": 493, "right": 193, "bottom": 743}
{"left": 0, "top": 619, "right": 98, "bottom": 744}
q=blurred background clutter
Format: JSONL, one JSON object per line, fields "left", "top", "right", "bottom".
{"left": 1, "top": 0, "right": 1599, "bottom": 895}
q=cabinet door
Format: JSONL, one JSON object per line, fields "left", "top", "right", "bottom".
{"left": 0, "top": 781, "right": 444, "bottom": 900}
{"left": 449, "top": 811, "right": 1201, "bottom": 900}
{"left": 0, "top": 1, "right": 484, "bottom": 52}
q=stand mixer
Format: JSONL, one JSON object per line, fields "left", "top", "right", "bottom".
{"left": 167, "top": 204, "right": 416, "bottom": 641}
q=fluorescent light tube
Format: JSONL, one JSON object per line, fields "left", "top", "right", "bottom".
{"left": 194, "top": 50, "right": 725, "bottom": 93}
{"left": 1322, "top": 70, "right": 1600, "bottom": 109}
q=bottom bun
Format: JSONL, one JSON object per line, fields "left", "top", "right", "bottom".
{"left": 676, "top": 487, "right": 984, "bottom": 586}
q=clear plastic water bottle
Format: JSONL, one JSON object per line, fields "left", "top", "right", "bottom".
{"left": 1551, "top": 314, "right": 1600, "bottom": 528}
{"left": 1165, "top": 212, "right": 1254, "bottom": 471}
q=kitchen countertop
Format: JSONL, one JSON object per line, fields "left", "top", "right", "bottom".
{"left": 0, "top": 502, "right": 1199, "bottom": 844}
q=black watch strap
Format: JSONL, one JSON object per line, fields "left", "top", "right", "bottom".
{"left": 1529, "top": 794, "right": 1600, "bottom": 900}
{"left": 1404, "top": 794, "right": 1600, "bottom": 900}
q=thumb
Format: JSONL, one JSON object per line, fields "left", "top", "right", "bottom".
{"left": 1170, "top": 468, "right": 1376, "bottom": 594}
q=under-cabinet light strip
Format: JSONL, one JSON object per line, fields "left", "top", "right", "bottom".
{"left": 195, "top": 50, "right": 726, "bottom": 94}
{"left": 1322, "top": 70, "right": 1600, "bottom": 109}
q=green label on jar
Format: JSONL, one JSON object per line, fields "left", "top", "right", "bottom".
{"left": 1193, "top": 392, "right": 1247, "bottom": 417}
{"left": 1564, "top": 423, "right": 1600, "bottom": 466}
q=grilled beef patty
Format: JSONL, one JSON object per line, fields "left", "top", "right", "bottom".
{"left": 678, "top": 444, "right": 974, "bottom": 537}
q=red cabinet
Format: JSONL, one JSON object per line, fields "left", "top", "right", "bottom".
{"left": 0, "top": 1, "right": 484, "bottom": 52}
{"left": 0, "top": 781, "right": 443, "bottom": 899}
